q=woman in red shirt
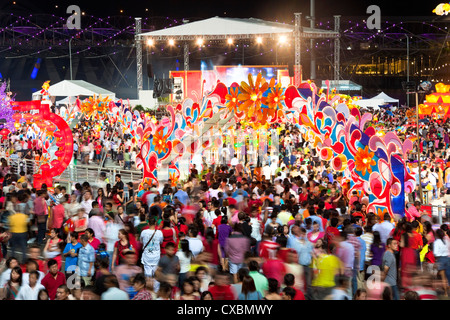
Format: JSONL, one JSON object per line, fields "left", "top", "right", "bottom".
{"left": 111, "top": 229, "right": 136, "bottom": 270}
{"left": 202, "top": 227, "right": 220, "bottom": 267}
{"left": 160, "top": 219, "right": 178, "bottom": 255}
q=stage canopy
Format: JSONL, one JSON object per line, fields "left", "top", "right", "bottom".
{"left": 32, "top": 80, "right": 116, "bottom": 101}
{"left": 139, "top": 16, "right": 338, "bottom": 40}
{"left": 321, "top": 80, "right": 362, "bottom": 93}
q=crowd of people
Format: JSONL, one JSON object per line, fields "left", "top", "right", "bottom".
{"left": 0, "top": 105, "right": 449, "bottom": 301}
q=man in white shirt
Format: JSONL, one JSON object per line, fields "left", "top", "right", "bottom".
{"left": 372, "top": 213, "right": 395, "bottom": 244}
{"left": 16, "top": 271, "right": 45, "bottom": 300}
{"left": 140, "top": 216, "right": 164, "bottom": 278}
{"left": 427, "top": 168, "right": 438, "bottom": 200}
{"left": 187, "top": 227, "right": 204, "bottom": 257}
{"left": 262, "top": 164, "right": 272, "bottom": 182}
{"left": 80, "top": 190, "right": 94, "bottom": 215}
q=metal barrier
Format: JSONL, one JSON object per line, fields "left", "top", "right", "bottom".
{"left": 417, "top": 203, "right": 449, "bottom": 225}
{"left": 8, "top": 157, "right": 143, "bottom": 189}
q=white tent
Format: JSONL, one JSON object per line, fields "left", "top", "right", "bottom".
{"left": 55, "top": 96, "right": 76, "bottom": 106}
{"left": 371, "top": 92, "right": 399, "bottom": 104}
{"left": 354, "top": 91, "right": 399, "bottom": 109}
{"left": 354, "top": 99, "right": 384, "bottom": 110}
{"left": 32, "top": 80, "right": 116, "bottom": 101}
{"left": 140, "top": 16, "right": 338, "bottom": 39}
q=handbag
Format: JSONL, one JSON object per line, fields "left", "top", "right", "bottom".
{"left": 142, "top": 229, "right": 157, "bottom": 252}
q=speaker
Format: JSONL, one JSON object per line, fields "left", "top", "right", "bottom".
{"left": 153, "top": 78, "right": 163, "bottom": 98}
{"left": 163, "top": 78, "right": 174, "bottom": 94}
{"left": 147, "top": 64, "right": 153, "bottom": 78}
{"left": 288, "top": 64, "right": 294, "bottom": 77}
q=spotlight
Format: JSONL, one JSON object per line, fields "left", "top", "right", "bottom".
{"left": 196, "top": 38, "right": 204, "bottom": 46}
{"left": 168, "top": 39, "right": 175, "bottom": 46}
{"left": 256, "top": 37, "right": 263, "bottom": 44}
{"left": 279, "top": 36, "right": 287, "bottom": 44}
{"left": 227, "top": 38, "right": 233, "bottom": 45}
{"left": 147, "top": 39, "right": 154, "bottom": 46}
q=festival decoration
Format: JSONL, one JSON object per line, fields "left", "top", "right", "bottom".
{"left": 418, "top": 82, "right": 450, "bottom": 120}
{"left": 11, "top": 81, "right": 74, "bottom": 188}
{"left": 0, "top": 82, "right": 16, "bottom": 132}
{"left": 433, "top": 2, "right": 450, "bottom": 15}
{"left": 80, "top": 95, "right": 114, "bottom": 120}
{"left": 131, "top": 73, "right": 414, "bottom": 219}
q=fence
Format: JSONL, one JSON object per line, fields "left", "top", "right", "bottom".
{"left": 9, "top": 157, "right": 143, "bottom": 190}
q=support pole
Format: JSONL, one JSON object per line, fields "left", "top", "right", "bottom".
{"left": 135, "top": 18, "right": 143, "bottom": 94}
{"left": 416, "top": 91, "right": 423, "bottom": 202}
{"left": 310, "top": 0, "right": 315, "bottom": 80}
{"left": 294, "top": 13, "right": 302, "bottom": 87}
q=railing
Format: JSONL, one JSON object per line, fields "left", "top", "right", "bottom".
{"left": 8, "top": 157, "right": 143, "bottom": 190}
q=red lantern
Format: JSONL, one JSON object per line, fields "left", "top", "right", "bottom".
{"left": 54, "top": 131, "right": 63, "bottom": 138}
{"left": 50, "top": 160, "right": 61, "bottom": 168}
{"left": 46, "top": 123, "right": 56, "bottom": 134}
{"left": 41, "top": 164, "right": 50, "bottom": 172}
{"left": 56, "top": 140, "right": 65, "bottom": 147}
{"left": 55, "top": 150, "right": 65, "bottom": 157}
{"left": 0, "top": 128, "right": 10, "bottom": 138}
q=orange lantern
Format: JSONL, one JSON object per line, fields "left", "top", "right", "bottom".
{"left": 12, "top": 113, "right": 22, "bottom": 122}
{"left": 33, "top": 114, "right": 42, "bottom": 122}
{"left": 23, "top": 113, "right": 33, "bottom": 124}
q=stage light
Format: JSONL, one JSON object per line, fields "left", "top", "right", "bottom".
{"left": 147, "top": 39, "right": 154, "bottom": 46}
{"left": 279, "top": 35, "right": 287, "bottom": 44}
{"left": 168, "top": 39, "right": 175, "bottom": 46}
{"left": 196, "top": 38, "right": 204, "bottom": 46}
{"left": 256, "top": 37, "right": 263, "bottom": 44}
{"left": 227, "top": 38, "right": 233, "bottom": 45}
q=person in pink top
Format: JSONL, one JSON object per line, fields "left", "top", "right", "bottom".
{"left": 307, "top": 221, "right": 325, "bottom": 244}
{"left": 87, "top": 208, "right": 106, "bottom": 241}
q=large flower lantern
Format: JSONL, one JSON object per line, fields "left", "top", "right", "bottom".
{"left": 12, "top": 100, "right": 74, "bottom": 188}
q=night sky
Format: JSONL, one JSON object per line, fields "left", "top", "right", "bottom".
{"left": 0, "top": 0, "right": 440, "bottom": 21}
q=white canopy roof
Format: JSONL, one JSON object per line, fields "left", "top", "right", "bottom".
{"left": 354, "top": 99, "right": 384, "bottom": 110}
{"left": 32, "top": 80, "right": 115, "bottom": 101}
{"left": 140, "top": 16, "right": 338, "bottom": 40}
{"left": 371, "top": 92, "right": 399, "bottom": 104}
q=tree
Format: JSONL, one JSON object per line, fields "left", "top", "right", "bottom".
{"left": 133, "top": 105, "right": 144, "bottom": 112}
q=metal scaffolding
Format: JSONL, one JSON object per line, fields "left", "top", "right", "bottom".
{"left": 334, "top": 15, "right": 341, "bottom": 90}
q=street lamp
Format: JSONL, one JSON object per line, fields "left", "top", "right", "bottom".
{"left": 69, "top": 38, "right": 73, "bottom": 80}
